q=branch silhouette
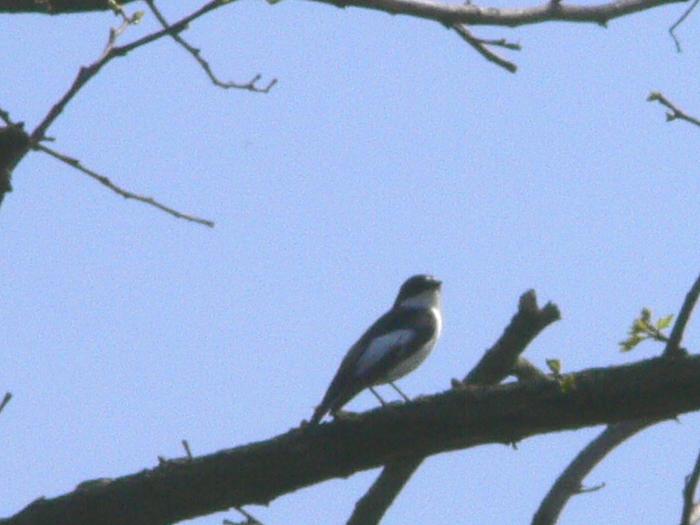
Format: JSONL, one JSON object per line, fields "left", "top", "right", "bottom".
{"left": 6, "top": 353, "right": 700, "bottom": 525}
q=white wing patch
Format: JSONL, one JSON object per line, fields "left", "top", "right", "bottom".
{"left": 354, "top": 329, "right": 415, "bottom": 378}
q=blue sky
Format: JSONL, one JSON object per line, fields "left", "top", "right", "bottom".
{"left": 2, "top": 1, "right": 700, "bottom": 523}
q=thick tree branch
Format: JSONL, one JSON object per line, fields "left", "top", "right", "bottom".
{"left": 348, "top": 290, "right": 560, "bottom": 524}
{"left": 6, "top": 355, "right": 700, "bottom": 525}
{"left": 532, "top": 272, "right": 700, "bottom": 524}
{"left": 2, "top": 0, "right": 689, "bottom": 26}
{"left": 0, "top": 123, "right": 29, "bottom": 204}
{"left": 0, "top": 0, "right": 139, "bottom": 13}
{"left": 464, "top": 290, "right": 560, "bottom": 385}
{"left": 311, "top": 0, "right": 687, "bottom": 27}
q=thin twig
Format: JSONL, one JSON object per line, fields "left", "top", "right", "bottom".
{"left": 475, "top": 36, "right": 522, "bottom": 50}
{"left": 348, "top": 290, "right": 560, "bottom": 525}
{"left": 0, "top": 108, "right": 13, "bottom": 125}
{"left": 669, "top": 0, "right": 700, "bottom": 52}
{"left": 144, "top": 0, "right": 276, "bottom": 93}
{"left": 36, "top": 144, "right": 214, "bottom": 227}
{"left": 30, "top": 0, "right": 229, "bottom": 145}
{"left": 182, "top": 440, "right": 193, "bottom": 459}
{"left": 452, "top": 25, "right": 518, "bottom": 73}
{"left": 648, "top": 92, "right": 700, "bottom": 128}
{"left": 0, "top": 392, "right": 12, "bottom": 415}
{"left": 681, "top": 449, "right": 700, "bottom": 525}
{"left": 223, "top": 505, "right": 265, "bottom": 524}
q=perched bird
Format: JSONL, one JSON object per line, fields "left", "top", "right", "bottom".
{"left": 310, "top": 274, "right": 443, "bottom": 425}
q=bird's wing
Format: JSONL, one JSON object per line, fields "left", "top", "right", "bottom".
{"left": 353, "top": 308, "right": 436, "bottom": 386}
{"left": 310, "top": 308, "right": 397, "bottom": 422}
{"left": 311, "top": 308, "right": 435, "bottom": 423}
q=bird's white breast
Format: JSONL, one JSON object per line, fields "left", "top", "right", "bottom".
{"left": 382, "top": 307, "right": 441, "bottom": 382}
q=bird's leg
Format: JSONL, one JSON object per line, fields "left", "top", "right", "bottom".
{"left": 389, "top": 381, "right": 411, "bottom": 402}
{"left": 369, "top": 387, "right": 388, "bottom": 406}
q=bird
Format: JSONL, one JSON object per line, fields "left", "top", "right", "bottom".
{"left": 310, "top": 274, "right": 443, "bottom": 425}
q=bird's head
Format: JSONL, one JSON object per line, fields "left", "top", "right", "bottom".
{"left": 394, "top": 274, "right": 442, "bottom": 309}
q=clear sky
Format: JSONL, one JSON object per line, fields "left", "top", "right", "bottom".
{"left": 2, "top": 1, "right": 700, "bottom": 523}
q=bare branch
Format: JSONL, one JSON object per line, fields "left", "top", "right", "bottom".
{"left": 531, "top": 419, "right": 658, "bottom": 525}
{"left": 669, "top": 0, "right": 700, "bottom": 51}
{"left": 0, "top": 122, "right": 30, "bottom": 205}
{"left": 2, "top": 4, "right": 228, "bottom": 222}
{"left": 452, "top": 25, "right": 518, "bottom": 73}
{"left": 223, "top": 505, "right": 264, "bottom": 525}
{"left": 30, "top": 1, "right": 229, "bottom": 145}
{"left": 0, "top": 392, "right": 12, "bottom": 415}
{"left": 7, "top": 355, "right": 700, "bottom": 525}
{"left": 532, "top": 272, "right": 700, "bottom": 524}
{"left": 0, "top": 0, "right": 140, "bottom": 14}
{"left": 144, "top": 0, "right": 276, "bottom": 93}
{"left": 312, "top": 0, "right": 686, "bottom": 28}
{"left": 681, "top": 449, "right": 700, "bottom": 525}
{"left": 36, "top": 144, "right": 214, "bottom": 227}
{"left": 3, "top": 0, "right": 688, "bottom": 26}
{"left": 648, "top": 92, "right": 700, "bottom": 128}
{"left": 348, "top": 290, "right": 560, "bottom": 525}
{"left": 182, "top": 440, "right": 194, "bottom": 460}
{"left": 665, "top": 272, "right": 700, "bottom": 356}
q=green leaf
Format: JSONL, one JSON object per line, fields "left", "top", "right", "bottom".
{"left": 657, "top": 314, "right": 674, "bottom": 330}
{"left": 620, "top": 334, "right": 644, "bottom": 352}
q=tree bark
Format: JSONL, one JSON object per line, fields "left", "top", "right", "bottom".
{"left": 4, "top": 354, "right": 700, "bottom": 525}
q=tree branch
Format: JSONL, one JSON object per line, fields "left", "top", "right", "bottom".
{"left": 0, "top": 122, "right": 29, "bottom": 205}
{"left": 669, "top": 0, "right": 700, "bottom": 51}
{"left": 2, "top": 0, "right": 689, "bottom": 27}
{"left": 531, "top": 418, "right": 658, "bottom": 525}
{"left": 648, "top": 92, "right": 700, "bottom": 128}
{"left": 666, "top": 272, "right": 700, "bottom": 356}
{"left": 532, "top": 272, "right": 700, "bottom": 524}
{"left": 2, "top": 2, "right": 230, "bottom": 220}
{"left": 0, "top": 0, "right": 140, "bottom": 13}
{"left": 452, "top": 25, "right": 518, "bottom": 73}
{"left": 6, "top": 355, "right": 700, "bottom": 525}
{"left": 311, "top": 0, "right": 687, "bottom": 28}
{"left": 0, "top": 392, "right": 12, "bottom": 415}
{"left": 681, "top": 449, "right": 700, "bottom": 525}
{"left": 347, "top": 290, "right": 560, "bottom": 524}
{"left": 36, "top": 144, "right": 215, "bottom": 227}
{"left": 144, "top": 0, "right": 277, "bottom": 93}
{"left": 29, "top": 0, "right": 229, "bottom": 145}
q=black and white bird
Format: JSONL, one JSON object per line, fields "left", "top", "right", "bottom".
{"left": 310, "top": 274, "right": 443, "bottom": 425}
